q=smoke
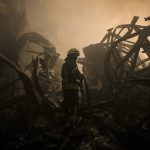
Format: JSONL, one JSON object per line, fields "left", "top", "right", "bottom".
{"left": 25, "top": 0, "right": 150, "bottom": 58}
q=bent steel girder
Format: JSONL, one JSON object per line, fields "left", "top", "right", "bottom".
{"left": 16, "top": 32, "right": 56, "bottom": 61}
{"left": 104, "top": 17, "right": 150, "bottom": 89}
{"left": 17, "top": 32, "right": 54, "bottom": 49}
{"left": 0, "top": 53, "right": 41, "bottom": 105}
{"left": 16, "top": 32, "right": 59, "bottom": 73}
{"left": 0, "top": 31, "right": 60, "bottom": 103}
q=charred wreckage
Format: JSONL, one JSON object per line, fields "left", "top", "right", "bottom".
{"left": 0, "top": 2, "right": 150, "bottom": 148}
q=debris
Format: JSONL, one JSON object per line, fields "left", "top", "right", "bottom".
{"left": 1, "top": 5, "right": 150, "bottom": 149}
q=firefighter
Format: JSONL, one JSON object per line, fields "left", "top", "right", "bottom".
{"left": 61, "top": 48, "right": 82, "bottom": 115}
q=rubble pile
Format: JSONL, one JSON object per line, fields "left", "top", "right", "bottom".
{"left": 0, "top": 1, "right": 150, "bottom": 148}
{"left": 0, "top": 0, "right": 62, "bottom": 106}
{"left": 79, "top": 16, "right": 150, "bottom": 103}
{"left": 77, "top": 16, "right": 150, "bottom": 149}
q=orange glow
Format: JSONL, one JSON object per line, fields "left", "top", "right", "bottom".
{"left": 26, "top": 0, "right": 150, "bottom": 58}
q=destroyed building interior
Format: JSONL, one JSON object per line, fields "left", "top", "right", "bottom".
{"left": 0, "top": 0, "right": 150, "bottom": 150}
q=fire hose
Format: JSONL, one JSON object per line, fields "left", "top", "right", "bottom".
{"left": 79, "top": 74, "right": 91, "bottom": 108}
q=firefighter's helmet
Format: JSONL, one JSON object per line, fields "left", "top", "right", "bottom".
{"left": 67, "top": 48, "right": 80, "bottom": 56}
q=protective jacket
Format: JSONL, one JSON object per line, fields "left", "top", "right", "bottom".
{"left": 61, "top": 57, "right": 82, "bottom": 90}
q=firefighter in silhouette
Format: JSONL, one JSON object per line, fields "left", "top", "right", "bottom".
{"left": 61, "top": 48, "right": 82, "bottom": 115}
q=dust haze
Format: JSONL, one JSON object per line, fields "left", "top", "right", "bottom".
{"left": 26, "top": 0, "right": 150, "bottom": 58}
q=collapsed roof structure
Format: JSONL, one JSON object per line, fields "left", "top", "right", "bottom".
{"left": 79, "top": 16, "right": 150, "bottom": 103}
{"left": 0, "top": 4, "right": 150, "bottom": 148}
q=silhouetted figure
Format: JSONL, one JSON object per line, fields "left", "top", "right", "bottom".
{"left": 61, "top": 48, "right": 82, "bottom": 116}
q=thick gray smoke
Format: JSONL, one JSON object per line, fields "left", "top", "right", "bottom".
{"left": 25, "top": 0, "right": 150, "bottom": 58}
